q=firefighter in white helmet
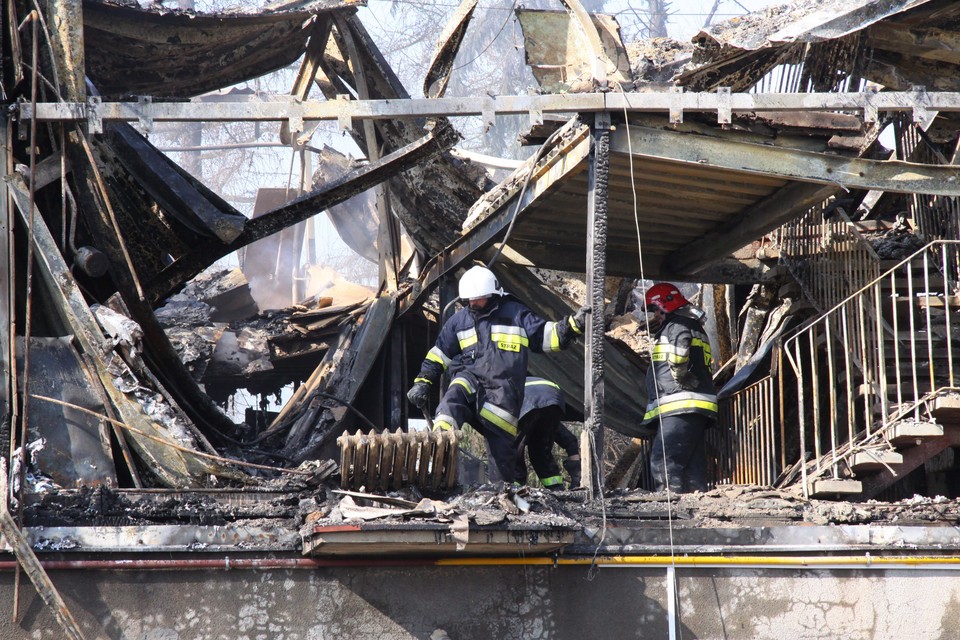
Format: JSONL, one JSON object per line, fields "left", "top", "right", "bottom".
{"left": 407, "top": 265, "right": 588, "bottom": 481}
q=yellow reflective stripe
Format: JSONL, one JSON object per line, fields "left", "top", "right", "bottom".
{"left": 525, "top": 379, "right": 560, "bottom": 389}
{"left": 490, "top": 332, "right": 529, "bottom": 347}
{"left": 426, "top": 346, "right": 451, "bottom": 370}
{"left": 643, "top": 399, "right": 719, "bottom": 421}
{"left": 568, "top": 315, "right": 583, "bottom": 335}
{"left": 480, "top": 404, "right": 518, "bottom": 437}
{"left": 414, "top": 377, "right": 432, "bottom": 385}
{"left": 434, "top": 415, "right": 458, "bottom": 431}
{"left": 541, "top": 475, "right": 563, "bottom": 487}
{"left": 692, "top": 338, "right": 713, "bottom": 365}
{"left": 457, "top": 328, "right": 478, "bottom": 350}
{"left": 542, "top": 321, "right": 561, "bottom": 352}
{"left": 490, "top": 324, "right": 528, "bottom": 338}
{"left": 651, "top": 344, "right": 689, "bottom": 365}
{"left": 450, "top": 377, "right": 475, "bottom": 394}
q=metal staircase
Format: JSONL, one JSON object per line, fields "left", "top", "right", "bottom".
{"left": 782, "top": 240, "right": 960, "bottom": 498}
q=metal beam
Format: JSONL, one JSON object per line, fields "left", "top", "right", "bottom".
{"left": 21, "top": 91, "right": 960, "bottom": 126}
{"left": 611, "top": 125, "right": 960, "bottom": 197}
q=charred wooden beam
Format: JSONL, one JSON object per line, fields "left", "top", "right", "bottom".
{"left": 145, "top": 124, "right": 459, "bottom": 303}
{"left": 584, "top": 114, "right": 610, "bottom": 496}
{"left": 610, "top": 125, "right": 960, "bottom": 197}
{"left": 106, "top": 123, "right": 247, "bottom": 243}
{"left": 0, "top": 121, "right": 11, "bottom": 452}
{"left": 423, "top": 0, "right": 478, "bottom": 99}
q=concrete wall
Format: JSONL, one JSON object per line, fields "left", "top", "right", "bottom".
{"left": 0, "top": 563, "right": 957, "bottom": 639}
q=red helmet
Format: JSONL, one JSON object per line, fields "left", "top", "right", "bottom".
{"left": 644, "top": 283, "right": 688, "bottom": 313}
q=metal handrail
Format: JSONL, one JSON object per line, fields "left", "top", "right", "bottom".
{"left": 782, "top": 240, "right": 960, "bottom": 493}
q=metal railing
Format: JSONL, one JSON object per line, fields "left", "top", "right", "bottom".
{"left": 778, "top": 204, "right": 881, "bottom": 313}
{"left": 711, "top": 375, "right": 780, "bottom": 486}
{"left": 783, "top": 240, "right": 960, "bottom": 488}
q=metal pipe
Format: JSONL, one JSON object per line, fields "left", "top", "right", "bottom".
{"left": 4, "top": 554, "right": 960, "bottom": 571}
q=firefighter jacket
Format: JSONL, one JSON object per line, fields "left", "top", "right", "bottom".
{"left": 520, "top": 377, "right": 564, "bottom": 419}
{"left": 415, "top": 296, "right": 577, "bottom": 436}
{"left": 641, "top": 306, "right": 718, "bottom": 425}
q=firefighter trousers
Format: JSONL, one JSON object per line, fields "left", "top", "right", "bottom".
{"left": 649, "top": 413, "right": 710, "bottom": 493}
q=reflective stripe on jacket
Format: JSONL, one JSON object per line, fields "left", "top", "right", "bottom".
{"left": 642, "top": 307, "right": 718, "bottom": 424}
{"left": 417, "top": 296, "right": 555, "bottom": 433}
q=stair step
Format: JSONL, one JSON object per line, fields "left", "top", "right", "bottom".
{"left": 888, "top": 421, "right": 944, "bottom": 445}
{"left": 930, "top": 395, "right": 960, "bottom": 422}
{"left": 807, "top": 478, "right": 863, "bottom": 497}
{"left": 849, "top": 450, "right": 904, "bottom": 472}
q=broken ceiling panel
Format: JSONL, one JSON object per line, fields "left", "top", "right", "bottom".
{"left": 83, "top": 0, "right": 362, "bottom": 99}
{"left": 516, "top": 9, "right": 632, "bottom": 93}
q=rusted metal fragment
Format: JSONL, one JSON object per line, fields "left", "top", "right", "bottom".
{"left": 146, "top": 124, "right": 459, "bottom": 303}
{"left": 516, "top": 9, "right": 632, "bottom": 93}
{"left": 83, "top": 1, "right": 358, "bottom": 99}
{"left": 423, "top": 0, "right": 478, "bottom": 99}
{"left": 106, "top": 123, "right": 246, "bottom": 243}
{"left": 17, "top": 337, "right": 117, "bottom": 488}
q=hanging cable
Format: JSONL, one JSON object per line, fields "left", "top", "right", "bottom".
{"left": 617, "top": 84, "right": 681, "bottom": 621}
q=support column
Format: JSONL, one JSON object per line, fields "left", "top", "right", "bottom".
{"left": 1, "top": 119, "right": 11, "bottom": 451}
{"left": 45, "top": 0, "right": 85, "bottom": 101}
{"left": 584, "top": 113, "right": 610, "bottom": 497}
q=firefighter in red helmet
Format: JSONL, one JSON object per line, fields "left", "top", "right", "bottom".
{"left": 641, "top": 283, "right": 718, "bottom": 493}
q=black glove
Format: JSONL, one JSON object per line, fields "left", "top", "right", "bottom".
{"left": 406, "top": 381, "right": 430, "bottom": 409}
{"left": 573, "top": 305, "right": 591, "bottom": 333}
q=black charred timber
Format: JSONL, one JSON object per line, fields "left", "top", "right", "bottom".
{"left": 65, "top": 133, "right": 241, "bottom": 443}
{"left": 585, "top": 113, "right": 610, "bottom": 497}
{"left": 106, "top": 123, "right": 247, "bottom": 244}
{"left": 144, "top": 124, "right": 461, "bottom": 304}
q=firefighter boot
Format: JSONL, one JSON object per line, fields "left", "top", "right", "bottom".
{"left": 563, "top": 456, "right": 581, "bottom": 489}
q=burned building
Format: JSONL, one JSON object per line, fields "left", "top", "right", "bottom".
{"left": 2, "top": 0, "right": 960, "bottom": 637}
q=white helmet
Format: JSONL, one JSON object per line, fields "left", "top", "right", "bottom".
{"left": 459, "top": 266, "right": 503, "bottom": 300}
